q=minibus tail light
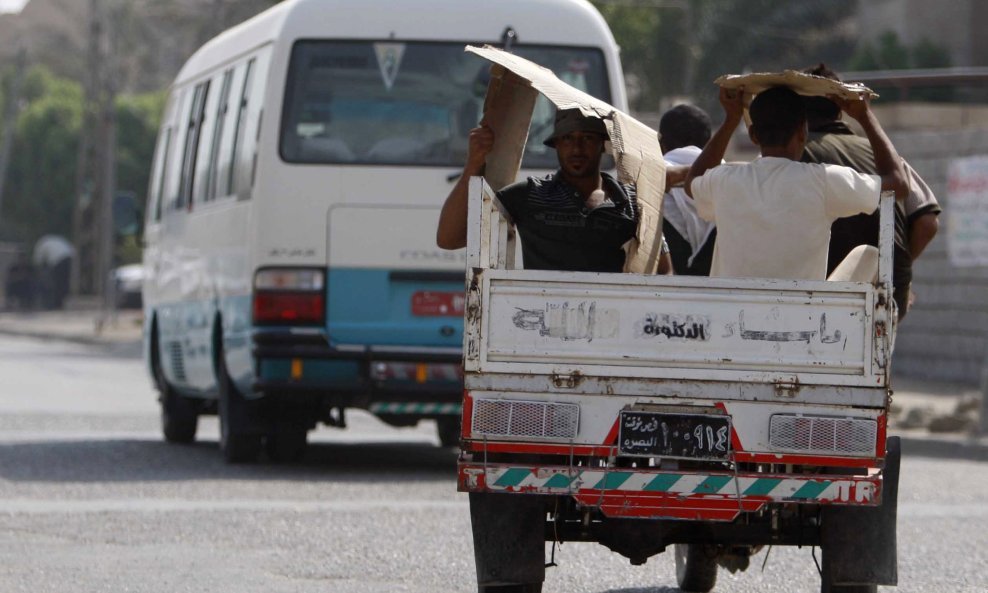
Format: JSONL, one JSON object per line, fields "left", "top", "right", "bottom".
{"left": 253, "top": 268, "right": 325, "bottom": 325}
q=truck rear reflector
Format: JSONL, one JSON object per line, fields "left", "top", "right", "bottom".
{"left": 472, "top": 398, "right": 579, "bottom": 440}
{"left": 769, "top": 414, "right": 876, "bottom": 456}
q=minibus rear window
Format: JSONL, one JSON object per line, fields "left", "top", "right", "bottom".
{"left": 280, "top": 41, "right": 611, "bottom": 168}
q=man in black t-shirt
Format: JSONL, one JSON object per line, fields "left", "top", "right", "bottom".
{"left": 437, "top": 108, "right": 673, "bottom": 273}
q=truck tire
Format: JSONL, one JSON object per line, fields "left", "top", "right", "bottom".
{"left": 469, "top": 492, "right": 546, "bottom": 592}
{"left": 479, "top": 584, "right": 542, "bottom": 592}
{"left": 820, "top": 436, "right": 900, "bottom": 592}
{"left": 675, "top": 543, "right": 718, "bottom": 593}
{"left": 152, "top": 329, "right": 198, "bottom": 444}
{"left": 437, "top": 416, "right": 460, "bottom": 448}
{"left": 217, "top": 347, "right": 263, "bottom": 464}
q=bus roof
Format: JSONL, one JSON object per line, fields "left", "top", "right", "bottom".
{"left": 174, "top": 0, "right": 619, "bottom": 86}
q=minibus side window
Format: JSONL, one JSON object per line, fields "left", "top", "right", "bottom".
{"left": 202, "top": 69, "right": 233, "bottom": 203}
{"left": 232, "top": 48, "right": 271, "bottom": 199}
{"left": 212, "top": 65, "right": 244, "bottom": 200}
{"left": 178, "top": 80, "right": 210, "bottom": 210}
{"left": 229, "top": 58, "right": 254, "bottom": 197}
{"left": 163, "top": 89, "right": 190, "bottom": 212}
{"left": 192, "top": 76, "right": 220, "bottom": 206}
{"left": 148, "top": 127, "right": 172, "bottom": 223}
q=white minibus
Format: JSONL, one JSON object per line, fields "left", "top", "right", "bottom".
{"left": 142, "top": 0, "right": 627, "bottom": 462}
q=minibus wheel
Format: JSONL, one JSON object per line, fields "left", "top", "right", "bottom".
{"left": 151, "top": 324, "right": 198, "bottom": 444}
{"left": 217, "top": 346, "right": 263, "bottom": 463}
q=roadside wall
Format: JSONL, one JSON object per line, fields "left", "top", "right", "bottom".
{"left": 887, "top": 114, "right": 988, "bottom": 384}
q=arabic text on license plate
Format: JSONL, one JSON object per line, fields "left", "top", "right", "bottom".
{"left": 618, "top": 412, "right": 730, "bottom": 459}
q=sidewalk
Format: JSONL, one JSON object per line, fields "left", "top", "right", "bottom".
{"left": 0, "top": 296, "right": 143, "bottom": 348}
{"left": 1, "top": 301, "right": 986, "bottom": 460}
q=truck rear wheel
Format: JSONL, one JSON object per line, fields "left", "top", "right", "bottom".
{"left": 436, "top": 416, "right": 460, "bottom": 448}
{"left": 820, "top": 436, "right": 900, "bottom": 592}
{"left": 469, "top": 492, "right": 546, "bottom": 593}
{"left": 674, "top": 543, "right": 718, "bottom": 593}
{"left": 479, "top": 584, "right": 542, "bottom": 592}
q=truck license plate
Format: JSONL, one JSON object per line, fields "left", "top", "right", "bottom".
{"left": 618, "top": 411, "right": 731, "bottom": 459}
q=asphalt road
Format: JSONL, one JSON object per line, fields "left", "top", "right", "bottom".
{"left": 0, "top": 334, "right": 986, "bottom": 593}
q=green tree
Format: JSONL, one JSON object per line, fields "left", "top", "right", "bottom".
{"left": 116, "top": 90, "right": 166, "bottom": 214}
{"left": 849, "top": 31, "right": 953, "bottom": 102}
{"left": 848, "top": 31, "right": 910, "bottom": 71}
{"left": 591, "top": 0, "right": 857, "bottom": 114}
{"left": 1, "top": 66, "right": 82, "bottom": 243}
{"left": 0, "top": 65, "right": 166, "bottom": 246}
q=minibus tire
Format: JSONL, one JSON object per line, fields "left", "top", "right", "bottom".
{"left": 217, "top": 349, "right": 262, "bottom": 463}
{"left": 152, "top": 327, "right": 198, "bottom": 444}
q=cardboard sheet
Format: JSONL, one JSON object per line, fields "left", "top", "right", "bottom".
{"left": 714, "top": 70, "right": 878, "bottom": 100}
{"left": 466, "top": 45, "right": 667, "bottom": 275}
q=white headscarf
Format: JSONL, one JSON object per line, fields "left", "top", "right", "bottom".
{"left": 663, "top": 146, "right": 717, "bottom": 266}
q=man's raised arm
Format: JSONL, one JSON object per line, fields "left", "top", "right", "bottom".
{"left": 685, "top": 87, "right": 744, "bottom": 198}
{"left": 436, "top": 123, "right": 494, "bottom": 250}
{"left": 832, "top": 95, "right": 908, "bottom": 199}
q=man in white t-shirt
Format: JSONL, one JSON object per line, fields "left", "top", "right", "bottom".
{"left": 684, "top": 85, "right": 908, "bottom": 280}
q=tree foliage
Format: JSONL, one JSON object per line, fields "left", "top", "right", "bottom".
{"left": 849, "top": 31, "right": 953, "bottom": 101}
{"left": 1, "top": 66, "right": 82, "bottom": 242}
{"left": 0, "top": 65, "right": 163, "bottom": 244}
{"left": 591, "top": 0, "right": 858, "bottom": 114}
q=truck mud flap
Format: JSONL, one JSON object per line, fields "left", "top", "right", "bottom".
{"left": 469, "top": 492, "right": 546, "bottom": 588}
{"left": 821, "top": 436, "right": 900, "bottom": 587}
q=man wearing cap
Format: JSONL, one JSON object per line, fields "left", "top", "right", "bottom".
{"left": 437, "top": 108, "right": 673, "bottom": 274}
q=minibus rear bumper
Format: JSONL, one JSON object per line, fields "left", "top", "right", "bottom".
{"left": 250, "top": 327, "right": 463, "bottom": 404}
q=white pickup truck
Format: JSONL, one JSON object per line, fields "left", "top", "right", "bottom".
{"left": 456, "top": 49, "right": 900, "bottom": 593}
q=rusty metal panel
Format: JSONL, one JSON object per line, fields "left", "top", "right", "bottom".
{"left": 478, "top": 273, "right": 880, "bottom": 387}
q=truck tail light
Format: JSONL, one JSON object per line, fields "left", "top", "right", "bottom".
{"left": 252, "top": 268, "right": 325, "bottom": 325}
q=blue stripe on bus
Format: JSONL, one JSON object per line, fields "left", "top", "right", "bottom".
{"left": 326, "top": 268, "right": 463, "bottom": 347}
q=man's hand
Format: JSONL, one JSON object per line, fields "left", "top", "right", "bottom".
{"left": 829, "top": 93, "right": 908, "bottom": 199}
{"left": 829, "top": 94, "right": 870, "bottom": 123}
{"left": 719, "top": 86, "right": 745, "bottom": 123}
{"left": 465, "top": 122, "right": 495, "bottom": 172}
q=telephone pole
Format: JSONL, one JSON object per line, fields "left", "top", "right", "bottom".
{"left": 72, "top": 0, "right": 116, "bottom": 298}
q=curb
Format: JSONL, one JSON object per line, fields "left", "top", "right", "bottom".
{"left": 896, "top": 432, "right": 988, "bottom": 462}
{"left": 0, "top": 325, "right": 142, "bottom": 350}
